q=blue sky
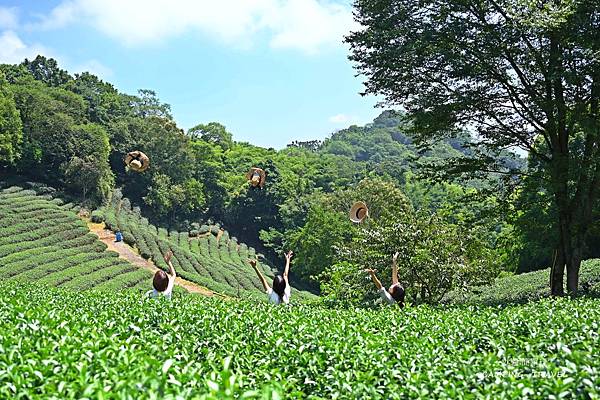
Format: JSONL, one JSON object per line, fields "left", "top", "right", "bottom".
{"left": 0, "top": 0, "right": 381, "bottom": 148}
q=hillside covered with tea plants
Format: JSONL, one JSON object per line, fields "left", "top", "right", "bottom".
{"left": 0, "top": 180, "right": 313, "bottom": 299}
{"left": 0, "top": 184, "right": 153, "bottom": 292}
{"left": 3, "top": 50, "right": 600, "bottom": 302}
{"left": 94, "top": 189, "right": 313, "bottom": 299}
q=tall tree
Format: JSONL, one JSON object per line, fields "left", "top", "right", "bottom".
{"left": 0, "top": 72, "right": 22, "bottom": 166}
{"left": 21, "top": 56, "right": 72, "bottom": 87}
{"left": 188, "top": 122, "right": 233, "bottom": 151}
{"left": 346, "top": 0, "right": 600, "bottom": 295}
{"left": 131, "top": 89, "right": 172, "bottom": 119}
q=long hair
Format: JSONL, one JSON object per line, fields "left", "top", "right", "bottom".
{"left": 389, "top": 284, "right": 405, "bottom": 307}
{"left": 153, "top": 270, "right": 169, "bottom": 292}
{"left": 272, "top": 275, "right": 287, "bottom": 302}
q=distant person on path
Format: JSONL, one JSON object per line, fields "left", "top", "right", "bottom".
{"left": 249, "top": 251, "right": 293, "bottom": 305}
{"left": 146, "top": 250, "right": 176, "bottom": 300}
{"left": 115, "top": 231, "right": 123, "bottom": 242}
{"left": 365, "top": 252, "right": 405, "bottom": 307}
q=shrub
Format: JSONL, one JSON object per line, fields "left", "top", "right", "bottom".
{"left": 91, "top": 210, "right": 105, "bottom": 223}
{"left": 123, "top": 232, "right": 136, "bottom": 246}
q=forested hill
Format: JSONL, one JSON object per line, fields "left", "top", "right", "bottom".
{"left": 0, "top": 56, "right": 548, "bottom": 303}
{"left": 293, "top": 110, "right": 462, "bottom": 185}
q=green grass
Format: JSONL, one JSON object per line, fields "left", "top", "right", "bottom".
{"left": 0, "top": 184, "right": 154, "bottom": 292}
{"left": 445, "top": 259, "right": 600, "bottom": 305}
{"left": 98, "top": 189, "right": 315, "bottom": 300}
{"left": 0, "top": 283, "right": 599, "bottom": 399}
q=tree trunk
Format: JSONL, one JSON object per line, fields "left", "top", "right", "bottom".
{"left": 551, "top": 192, "right": 572, "bottom": 296}
{"left": 550, "top": 247, "right": 565, "bottom": 296}
{"left": 567, "top": 241, "right": 582, "bottom": 296}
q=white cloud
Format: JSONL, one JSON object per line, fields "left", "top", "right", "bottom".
{"left": 29, "top": 1, "right": 77, "bottom": 31}
{"left": 263, "top": 0, "right": 354, "bottom": 53}
{"left": 30, "top": 0, "right": 357, "bottom": 53}
{"left": 329, "top": 113, "right": 358, "bottom": 124}
{"left": 0, "top": 30, "right": 112, "bottom": 82}
{"left": 0, "top": 31, "right": 50, "bottom": 64}
{"left": 0, "top": 7, "right": 18, "bottom": 30}
{"left": 72, "top": 59, "right": 113, "bottom": 80}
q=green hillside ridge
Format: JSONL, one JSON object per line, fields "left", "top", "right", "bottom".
{"left": 93, "top": 189, "right": 315, "bottom": 300}
{"left": 0, "top": 183, "right": 153, "bottom": 292}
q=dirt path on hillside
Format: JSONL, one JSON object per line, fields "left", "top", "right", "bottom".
{"left": 87, "top": 222, "right": 215, "bottom": 297}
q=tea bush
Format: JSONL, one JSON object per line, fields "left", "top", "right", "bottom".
{"left": 0, "top": 283, "right": 598, "bottom": 399}
{"left": 0, "top": 185, "right": 154, "bottom": 292}
{"left": 445, "top": 259, "right": 600, "bottom": 305}
{"left": 96, "top": 191, "right": 315, "bottom": 300}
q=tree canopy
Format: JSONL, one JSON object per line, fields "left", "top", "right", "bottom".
{"left": 346, "top": 0, "right": 600, "bottom": 295}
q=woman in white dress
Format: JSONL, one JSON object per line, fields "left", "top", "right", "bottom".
{"left": 146, "top": 250, "right": 176, "bottom": 300}
{"left": 249, "top": 251, "right": 293, "bottom": 305}
{"left": 365, "top": 252, "right": 405, "bottom": 306}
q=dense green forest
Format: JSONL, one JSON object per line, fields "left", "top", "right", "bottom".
{"left": 1, "top": 54, "right": 599, "bottom": 304}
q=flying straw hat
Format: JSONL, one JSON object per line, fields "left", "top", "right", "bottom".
{"left": 349, "top": 201, "right": 369, "bottom": 223}
{"left": 246, "top": 167, "right": 266, "bottom": 188}
{"left": 125, "top": 151, "right": 150, "bottom": 172}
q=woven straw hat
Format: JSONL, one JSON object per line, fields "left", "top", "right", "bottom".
{"left": 349, "top": 201, "right": 369, "bottom": 223}
{"left": 246, "top": 167, "right": 266, "bottom": 188}
{"left": 125, "top": 151, "right": 150, "bottom": 172}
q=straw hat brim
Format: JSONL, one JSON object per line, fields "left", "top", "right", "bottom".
{"left": 125, "top": 151, "right": 150, "bottom": 172}
{"left": 349, "top": 201, "right": 369, "bottom": 223}
{"left": 246, "top": 168, "right": 266, "bottom": 188}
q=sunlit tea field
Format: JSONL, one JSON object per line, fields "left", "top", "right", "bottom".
{"left": 0, "top": 283, "right": 598, "bottom": 399}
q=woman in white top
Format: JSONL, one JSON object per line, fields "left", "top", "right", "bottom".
{"left": 146, "top": 250, "right": 176, "bottom": 300}
{"left": 365, "top": 252, "right": 405, "bottom": 306}
{"left": 249, "top": 251, "right": 293, "bottom": 304}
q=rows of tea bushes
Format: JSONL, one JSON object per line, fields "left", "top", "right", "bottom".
{"left": 1, "top": 282, "right": 598, "bottom": 398}
{"left": 95, "top": 190, "right": 314, "bottom": 299}
{"left": 0, "top": 184, "right": 153, "bottom": 292}
{"left": 445, "top": 259, "right": 600, "bottom": 305}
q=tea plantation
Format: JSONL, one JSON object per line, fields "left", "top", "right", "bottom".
{"left": 445, "top": 259, "right": 600, "bottom": 306}
{"left": 0, "top": 185, "right": 153, "bottom": 292}
{"left": 94, "top": 190, "right": 313, "bottom": 299}
{"left": 1, "top": 181, "right": 599, "bottom": 398}
{"left": 0, "top": 283, "right": 598, "bottom": 399}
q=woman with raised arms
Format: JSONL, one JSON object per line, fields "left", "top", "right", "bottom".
{"left": 365, "top": 252, "right": 405, "bottom": 306}
{"left": 249, "top": 251, "right": 293, "bottom": 305}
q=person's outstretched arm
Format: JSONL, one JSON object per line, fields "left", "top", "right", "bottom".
{"left": 392, "top": 252, "right": 399, "bottom": 285}
{"left": 164, "top": 250, "right": 176, "bottom": 278}
{"left": 283, "top": 251, "right": 293, "bottom": 281}
{"left": 365, "top": 268, "right": 383, "bottom": 290}
{"left": 164, "top": 250, "right": 176, "bottom": 296}
{"left": 249, "top": 259, "right": 270, "bottom": 292}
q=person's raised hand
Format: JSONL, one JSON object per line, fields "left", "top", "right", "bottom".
{"left": 285, "top": 250, "right": 294, "bottom": 262}
{"left": 164, "top": 250, "right": 173, "bottom": 263}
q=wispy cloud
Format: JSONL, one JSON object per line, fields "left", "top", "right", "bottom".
{"left": 28, "top": 0, "right": 357, "bottom": 53}
{"left": 328, "top": 113, "right": 358, "bottom": 124}
{"left": 0, "top": 30, "right": 112, "bottom": 81}
{"left": 0, "top": 31, "right": 50, "bottom": 64}
{"left": 0, "top": 7, "right": 18, "bottom": 30}
{"left": 72, "top": 59, "right": 113, "bottom": 80}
